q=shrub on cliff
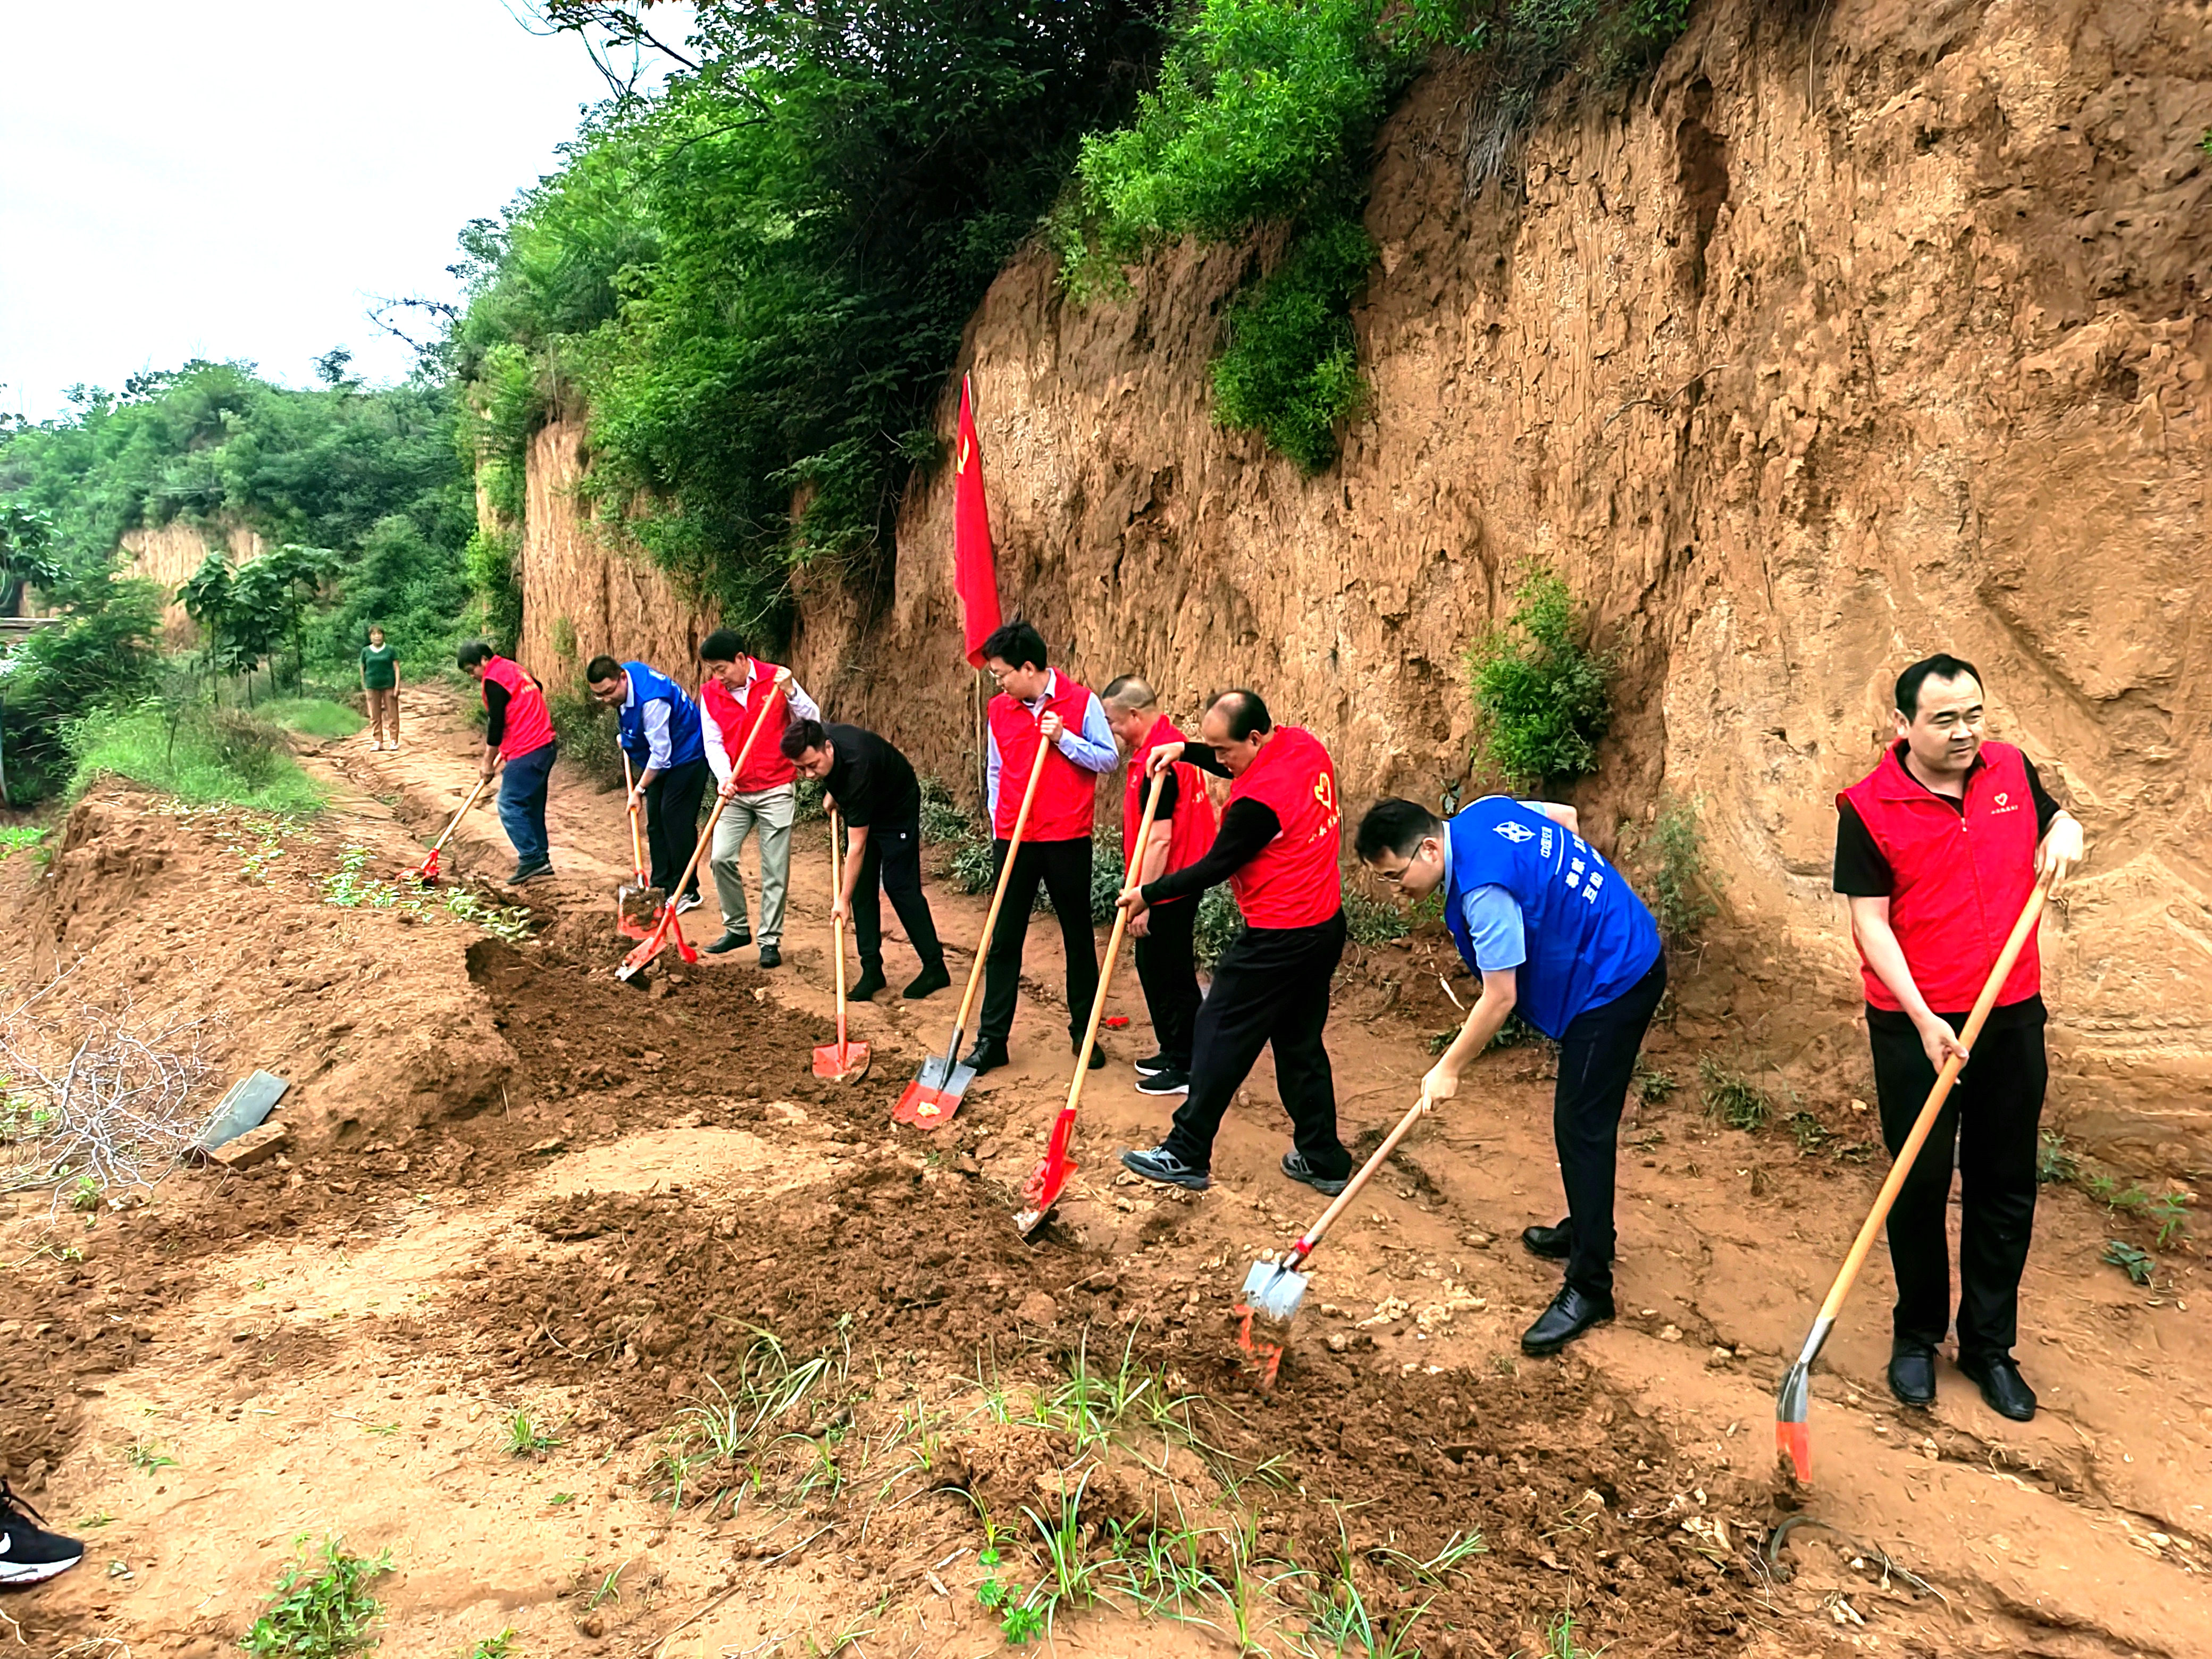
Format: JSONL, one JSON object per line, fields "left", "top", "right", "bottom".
{"left": 1465, "top": 564, "right": 1612, "bottom": 787}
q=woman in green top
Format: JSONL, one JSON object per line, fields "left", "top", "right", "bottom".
{"left": 360, "top": 626, "right": 401, "bottom": 750}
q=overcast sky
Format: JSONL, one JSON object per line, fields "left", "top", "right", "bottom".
{"left": 1, "top": 3, "right": 691, "bottom": 423}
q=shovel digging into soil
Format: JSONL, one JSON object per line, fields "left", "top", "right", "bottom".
{"left": 1237, "top": 1090, "right": 1430, "bottom": 1389}
{"left": 615, "top": 750, "right": 657, "bottom": 940}
{"left": 1775, "top": 872, "right": 2052, "bottom": 1484}
{"left": 617, "top": 670, "right": 790, "bottom": 989}
{"left": 892, "top": 732, "right": 1052, "bottom": 1129}
{"left": 410, "top": 775, "right": 491, "bottom": 886}
{"left": 1013, "top": 772, "right": 1164, "bottom": 1235}
{"left": 812, "top": 808, "right": 872, "bottom": 1083}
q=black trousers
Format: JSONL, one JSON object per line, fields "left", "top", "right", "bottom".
{"left": 1553, "top": 952, "right": 1668, "bottom": 1298}
{"left": 979, "top": 837, "right": 1099, "bottom": 1045}
{"left": 850, "top": 814, "right": 944, "bottom": 975}
{"left": 1869, "top": 1002, "right": 2047, "bottom": 1359}
{"left": 1163, "top": 909, "right": 1348, "bottom": 1179}
{"left": 644, "top": 757, "right": 709, "bottom": 899}
{"left": 1132, "top": 895, "right": 1202, "bottom": 1070}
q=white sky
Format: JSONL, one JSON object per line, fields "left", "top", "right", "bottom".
{"left": 0, "top": 2, "right": 691, "bottom": 423}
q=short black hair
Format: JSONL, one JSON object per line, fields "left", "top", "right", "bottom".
{"left": 585, "top": 655, "right": 624, "bottom": 685}
{"left": 1209, "top": 688, "right": 1272, "bottom": 742}
{"left": 456, "top": 640, "right": 493, "bottom": 670}
{"left": 981, "top": 621, "right": 1048, "bottom": 673}
{"left": 780, "top": 717, "right": 828, "bottom": 761}
{"left": 1895, "top": 653, "right": 1982, "bottom": 720}
{"left": 1355, "top": 798, "right": 1445, "bottom": 862}
{"left": 700, "top": 628, "right": 744, "bottom": 664}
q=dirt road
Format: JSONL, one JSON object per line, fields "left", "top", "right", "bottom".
{"left": 2, "top": 687, "right": 2205, "bottom": 1657}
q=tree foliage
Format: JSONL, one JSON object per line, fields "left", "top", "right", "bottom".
{"left": 451, "top": 0, "right": 1168, "bottom": 639}
{"left": 0, "top": 361, "right": 475, "bottom": 670}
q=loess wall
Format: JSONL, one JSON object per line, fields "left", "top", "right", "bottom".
{"left": 516, "top": 0, "right": 2212, "bottom": 1173}
{"left": 119, "top": 521, "right": 266, "bottom": 644}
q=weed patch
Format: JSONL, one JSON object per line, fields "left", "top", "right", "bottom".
{"left": 320, "top": 846, "right": 532, "bottom": 944}
{"left": 1699, "top": 1056, "right": 1772, "bottom": 1132}
{"left": 1467, "top": 566, "right": 1612, "bottom": 788}
{"left": 0, "top": 825, "right": 49, "bottom": 861}
{"left": 2102, "top": 1240, "right": 2154, "bottom": 1286}
{"left": 257, "top": 697, "right": 366, "bottom": 740}
{"left": 243, "top": 1534, "right": 392, "bottom": 1658}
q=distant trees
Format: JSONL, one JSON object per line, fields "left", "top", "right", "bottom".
{"left": 177, "top": 543, "right": 332, "bottom": 702}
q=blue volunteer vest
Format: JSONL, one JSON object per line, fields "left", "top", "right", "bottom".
{"left": 616, "top": 661, "right": 706, "bottom": 770}
{"left": 1443, "top": 798, "right": 1661, "bottom": 1040}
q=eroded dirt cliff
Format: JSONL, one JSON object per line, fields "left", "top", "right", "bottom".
{"left": 516, "top": 0, "right": 2212, "bottom": 1173}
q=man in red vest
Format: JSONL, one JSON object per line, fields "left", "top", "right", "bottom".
{"left": 697, "top": 629, "right": 819, "bottom": 969}
{"left": 1116, "top": 689, "right": 1352, "bottom": 1195}
{"left": 1836, "top": 652, "right": 2082, "bottom": 1422}
{"left": 458, "top": 640, "right": 558, "bottom": 884}
{"left": 965, "top": 621, "right": 1120, "bottom": 1075}
{"left": 1101, "top": 675, "right": 1217, "bottom": 1097}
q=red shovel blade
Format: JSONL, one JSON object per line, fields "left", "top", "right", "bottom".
{"left": 410, "top": 849, "right": 441, "bottom": 886}
{"left": 893, "top": 1079, "right": 961, "bottom": 1129}
{"left": 813, "top": 1040, "right": 872, "bottom": 1081}
{"left": 1012, "top": 1151, "right": 1075, "bottom": 1237}
{"left": 1234, "top": 1303, "right": 1286, "bottom": 1390}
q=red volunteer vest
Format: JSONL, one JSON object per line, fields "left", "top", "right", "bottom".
{"left": 1124, "top": 714, "right": 1216, "bottom": 907}
{"left": 988, "top": 673, "right": 1099, "bottom": 842}
{"left": 703, "top": 658, "right": 795, "bottom": 791}
{"left": 1226, "top": 725, "right": 1342, "bottom": 929}
{"left": 1839, "top": 740, "right": 2042, "bottom": 1013}
{"left": 482, "top": 657, "right": 554, "bottom": 759}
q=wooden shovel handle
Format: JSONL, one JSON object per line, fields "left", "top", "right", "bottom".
{"left": 621, "top": 749, "right": 647, "bottom": 882}
{"left": 942, "top": 724, "right": 1052, "bottom": 1045}
{"left": 829, "top": 808, "right": 849, "bottom": 1049}
{"left": 431, "top": 776, "right": 491, "bottom": 854}
{"left": 1060, "top": 771, "right": 1166, "bottom": 1116}
{"left": 1290, "top": 1093, "right": 1430, "bottom": 1267}
{"left": 1809, "top": 872, "right": 2055, "bottom": 1328}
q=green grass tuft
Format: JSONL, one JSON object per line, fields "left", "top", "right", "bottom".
{"left": 257, "top": 697, "right": 366, "bottom": 739}
{"left": 1699, "top": 1056, "right": 1771, "bottom": 1132}
{"left": 65, "top": 703, "right": 325, "bottom": 815}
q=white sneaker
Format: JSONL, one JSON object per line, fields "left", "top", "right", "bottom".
{"left": 675, "top": 892, "right": 703, "bottom": 916}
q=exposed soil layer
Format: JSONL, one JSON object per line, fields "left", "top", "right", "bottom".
{"left": 5, "top": 703, "right": 2207, "bottom": 1658}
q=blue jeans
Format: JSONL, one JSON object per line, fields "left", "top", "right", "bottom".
{"left": 498, "top": 742, "right": 557, "bottom": 869}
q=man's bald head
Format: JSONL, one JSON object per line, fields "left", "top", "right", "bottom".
{"left": 1101, "top": 676, "right": 1157, "bottom": 713}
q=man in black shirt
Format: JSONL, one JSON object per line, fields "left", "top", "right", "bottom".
{"left": 782, "top": 719, "right": 950, "bottom": 1002}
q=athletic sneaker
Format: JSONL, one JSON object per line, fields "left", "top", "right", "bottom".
{"left": 674, "top": 891, "right": 704, "bottom": 916}
{"left": 1280, "top": 1151, "right": 1350, "bottom": 1196}
{"left": 508, "top": 860, "right": 554, "bottom": 885}
{"left": 1134, "top": 1053, "right": 1170, "bottom": 1075}
{"left": 1120, "top": 1145, "right": 1210, "bottom": 1191}
{"left": 0, "top": 1480, "right": 83, "bottom": 1586}
{"left": 1135, "top": 1068, "right": 1190, "bottom": 1096}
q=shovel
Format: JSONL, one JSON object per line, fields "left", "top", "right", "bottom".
{"left": 1238, "top": 1091, "right": 1430, "bottom": 1389}
{"left": 410, "top": 775, "right": 491, "bottom": 886}
{"left": 1014, "top": 771, "right": 1165, "bottom": 1236}
{"left": 892, "top": 728, "right": 1052, "bottom": 1129}
{"left": 812, "top": 809, "right": 872, "bottom": 1082}
{"left": 617, "top": 669, "right": 790, "bottom": 987}
{"left": 616, "top": 749, "right": 656, "bottom": 940}
{"left": 1775, "top": 871, "right": 2053, "bottom": 1483}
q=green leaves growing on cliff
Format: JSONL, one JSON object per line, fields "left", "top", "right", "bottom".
{"left": 451, "top": 0, "right": 1168, "bottom": 634}
{"left": 1466, "top": 565, "right": 1612, "bottom": 787}
{"left": 1058, "top": 0, "right": 1697, "bottom": 470}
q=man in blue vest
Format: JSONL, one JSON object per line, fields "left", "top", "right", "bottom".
{"left": 589, "top": 655, "right": 709, "bottom": 916}
{"left": 1356, "top": 796, "right": 1666, "bottom": 1355}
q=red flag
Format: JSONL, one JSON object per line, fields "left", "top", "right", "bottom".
{"left": 952, "top": 373, "right": 1002, "bottom": 668}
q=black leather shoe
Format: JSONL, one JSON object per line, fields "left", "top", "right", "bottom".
{"left": 850, "top": 966, "right": 888, "bottom": 1001}
{"left": 1120, "top": 1145, "right": 1211, "bottom": 1191}
{"left": 961, "top": 1038, "right": 1009, "bottom": 1075}
{"left": 757, "top": 944, "right": 782, "bottom": 968}
{"left": 1520, "top": 1285, "right": 1615, "bottom": 1355}
{"left": 1958, "top": 1351, "right": 2037, "bottom": 1422}
{"left": 703, "top": 931, "right": 750, "bottom": 956}
{"left": 1072, "top": 1038, "right": 1105, "bottom": 1070}
{"left": 902, "top": 962, "right": 950, "bottom": 1000}
{"left": 1521, "top": 1218, "right": 1572, "bottom": 1261}
{"left": 1887, "top": 1341, "right": 1937, "bottom": 1407}
{"left": 1281, "top": 1152, "right": 1350, "bottom": 1196}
